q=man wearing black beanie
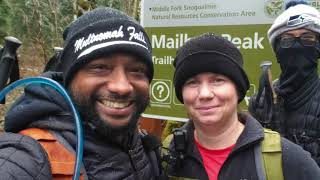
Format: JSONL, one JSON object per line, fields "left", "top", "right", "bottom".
{"left": 163, "top": 33, "right": 320, "bottom": 180}
{"left": 0, "top": 7, "right": 162, "bottom": 179}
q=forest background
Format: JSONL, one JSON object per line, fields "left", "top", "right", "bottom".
{"left": 0, "top": 0, "right": 142, "bottom": 131}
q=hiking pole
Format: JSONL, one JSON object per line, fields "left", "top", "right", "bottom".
{"left": 256, "top": 61, "right": 276, "bottom": 128}
{"left": 260, "top": 61, "right": 277, "bottom": 104}
{"left": 0, "top": 36, "right": 22, "bottom": 104}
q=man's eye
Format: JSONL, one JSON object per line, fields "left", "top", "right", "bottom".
{"left": 86, "top": 64, "right": 111, "bottom": 72}
{"left": 131, "top": 68, "right": 146, "bottom": 73}
{"left": 129, "top": 65, "right": 147, "bottom": 74}
{"left": 128, "top": 67, "right": 148, "bottom": 79}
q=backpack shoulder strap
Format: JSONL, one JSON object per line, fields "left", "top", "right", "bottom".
{"left": 161, "top": 134, "right": 173, "bottom": 178}
{"left": 20, "top": 128, "right": 84, "bottom": 180}
{"left": 261, "top": 128, "right": 284, "bottom": 180}
{"left": 163, "top": 134, "right": 173, "bottom": 149}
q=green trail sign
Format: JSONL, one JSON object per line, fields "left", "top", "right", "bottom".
{"left": 140, "top": 0, "right": 320, "bottom": 121}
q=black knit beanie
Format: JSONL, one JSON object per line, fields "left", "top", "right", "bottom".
{"left": 59, "top": 7, "right": 153, "bottom": 87}
{"left": 173, "top": 33, "right": 249, "bottom": 103}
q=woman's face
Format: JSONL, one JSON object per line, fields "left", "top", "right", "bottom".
{"left": 182, "top": 72, "right": 239, "bottom": 127}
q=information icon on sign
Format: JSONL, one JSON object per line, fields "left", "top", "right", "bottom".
{"left": 150, "top": 79, "right": 171, "bottom": 104}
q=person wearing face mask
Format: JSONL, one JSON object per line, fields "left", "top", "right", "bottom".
{"left": 249, "top": 0, "right": 320, "bottom": 165}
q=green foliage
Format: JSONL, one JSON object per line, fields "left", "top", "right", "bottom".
{"left": 119, "top": 0, "right": 141, "bottom": 21}
{"left": 0, "top": 0, "right": 141, "bottom": 64}
{"left": 162, "top": 121, "right": 185, "bottom": 140}
{"left": 0, "top": 0, "right": 12, "bottom": 42}
{"left": 77, "top": 0, "right": 122, "bottom": 17}
{"left": 92, "top": 0, "right": 140, "bottom": 21}
{"left": 93, "top": 0, "right": 121, "bottom": 9}
{"left": 77, "top": 0, "right": 93, "bottom": 17}
{"left": 7, "top": 0, "right": 75, "bottom": 62}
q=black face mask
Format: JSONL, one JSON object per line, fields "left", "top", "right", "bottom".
{"left": 276, "top": 41, "right": 319, "bottom": 96}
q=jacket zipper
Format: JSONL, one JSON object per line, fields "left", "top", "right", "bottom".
{"left": 128, "top": 149, "right": 141, "bottom": 180}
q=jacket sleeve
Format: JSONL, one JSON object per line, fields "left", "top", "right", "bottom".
{"left": 281, "top": 138, "right": 320, "bottom": 180}
{"left": 0, "top": 132, "right": 52, "bottom": 180}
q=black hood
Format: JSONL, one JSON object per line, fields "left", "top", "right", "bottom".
{"left": 4, "top": 72, "right": 74, "bottom": 133}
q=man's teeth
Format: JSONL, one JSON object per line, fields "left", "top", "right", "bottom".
{"left": 101, "top": 100, "right": 130, "bottom": 108}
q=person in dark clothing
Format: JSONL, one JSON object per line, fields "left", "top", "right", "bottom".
{"left": 43, "top": 47, "right": 63, "bottom": 72}
{"left": 249, "top": 0, "right": 320, "bottom": 165}
{"left": 163, "top": 33, "right": 320, "bottom": 180}
{"left": 0, "top": 7, "right": 162, "bottom": 179}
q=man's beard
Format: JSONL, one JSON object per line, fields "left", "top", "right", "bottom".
{"left": 70, "top": 89, "right": 149, "bottom": 139}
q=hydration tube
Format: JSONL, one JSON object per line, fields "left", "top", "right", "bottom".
{"left": 0, "top": 77, "right": 83, "bottom": 180}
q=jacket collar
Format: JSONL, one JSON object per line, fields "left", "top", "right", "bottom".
{"left": 180, "top": 112, "right": 264, "bottom": 160}
{"left": 234, "top": 113, "right": 264, "bottom": 151}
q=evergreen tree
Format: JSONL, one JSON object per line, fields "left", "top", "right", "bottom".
{"left": 8, "top": 0, "right": 74, "bottom": 63}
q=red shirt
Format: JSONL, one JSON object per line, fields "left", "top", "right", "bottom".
{"left": 195, "top": 138, "right": 235, "bottom": 180}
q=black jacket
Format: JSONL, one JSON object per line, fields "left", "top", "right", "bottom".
{"left": 249, "top": 77, "right": 320, "bottom": 165}
{"left": 166, "top": 113, "right": 320, "bottom": 180}
{"left": 0, "top": 73, "right": 159, "bottom": 180}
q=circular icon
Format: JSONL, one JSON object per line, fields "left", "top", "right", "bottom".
{"left": 264, "top": 0, "right": 284, "bottom": 18}
{"left": 151, "top": 81, "right": 170, "bottom": 102}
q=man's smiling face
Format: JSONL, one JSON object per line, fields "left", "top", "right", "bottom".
{"left": 69, "top": 53, "right": 150, "bottom": 134}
